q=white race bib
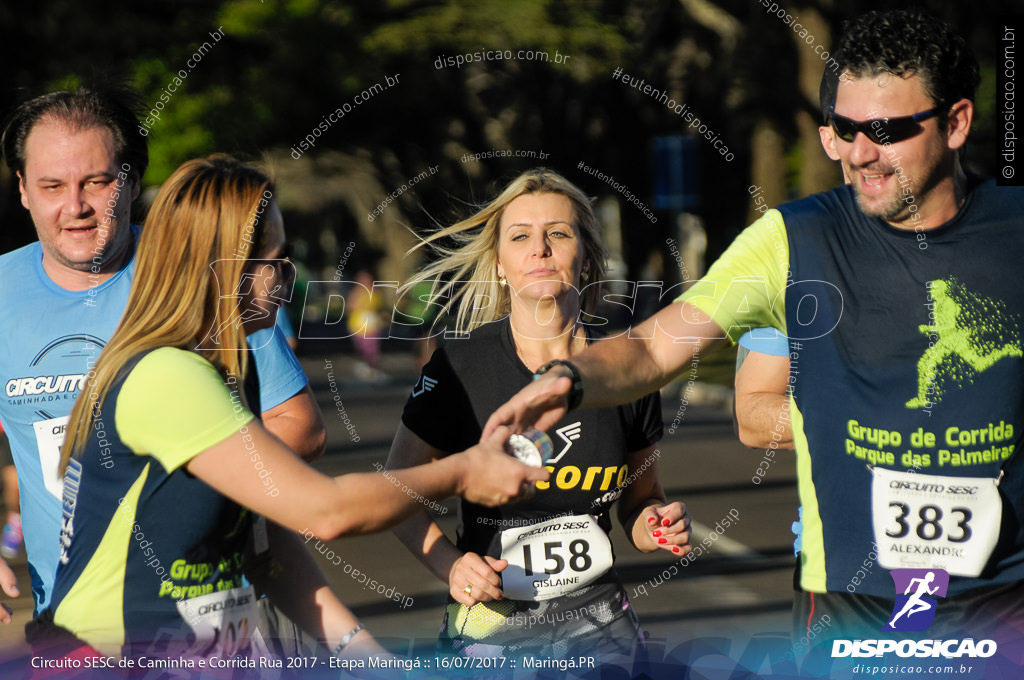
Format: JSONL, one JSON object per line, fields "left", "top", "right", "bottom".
{"left": 499, "top": 514, "right": 613, "bottom": 601}
{"left": 176, "top": 585, "right": 257, "bottom": 657}
{"left": 32, "top": 416, "right": 69, "bottom": 500}
{"left": 871, "top": 467, "right": 1001, "bottom": 577}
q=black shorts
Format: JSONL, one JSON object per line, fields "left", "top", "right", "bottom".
{"left": 792, "top": 580, "right": 1024, "bottom": 649}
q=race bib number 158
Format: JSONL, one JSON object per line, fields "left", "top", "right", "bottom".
{"left": 499, "top": 514, "right": 613, "bottom": 601}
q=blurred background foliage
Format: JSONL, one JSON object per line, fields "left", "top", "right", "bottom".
{"left": 1, "top": 0, "right": 1015, "bottom": 288}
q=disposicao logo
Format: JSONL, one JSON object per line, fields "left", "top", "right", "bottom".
{"left": 832, "top": 569, "right": 997, "bottom": 659}
{"left": 883, "top": 568, "right": 948, "bottom": 632}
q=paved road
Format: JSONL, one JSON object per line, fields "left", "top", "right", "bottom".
{"left": 0, "top": 348, "right": 800, "bottom": 671}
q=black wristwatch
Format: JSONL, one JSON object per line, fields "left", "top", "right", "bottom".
{"left": 533, "top": 360, "right": 584, "bottom": 411}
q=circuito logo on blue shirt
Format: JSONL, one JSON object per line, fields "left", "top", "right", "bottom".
{"left": 882, "top": 568, "right": 949, "bottom": 632}
{"left": 4, "top": 335, "right": 103, "bottom": 404}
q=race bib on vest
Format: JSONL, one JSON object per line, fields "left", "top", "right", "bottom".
{"left": 177, "top": 585, "right": 257, "bottom": 656}
{"left": 871, "top": 467, "right": 1001, "bottom": 577}
{"left": 499, "top": 514, "right": 613, "bottom": 601}
{"left": 33, "top": 416, "right": 69, "bottom": 500}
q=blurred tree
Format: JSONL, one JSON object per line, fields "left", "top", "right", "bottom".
{"left": 1, "top": 0, "right": 1013, "bottom": 286}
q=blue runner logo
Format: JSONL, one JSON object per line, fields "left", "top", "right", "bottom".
{"left": 882, "top": 568, "right": 949, "bottom": 632}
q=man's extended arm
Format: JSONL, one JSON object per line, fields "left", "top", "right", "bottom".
{"left": 484, "top": 211, "right": 790, "bottom": 437}
{"left": 485, "top": 302, "right": 728, "bottom": 436}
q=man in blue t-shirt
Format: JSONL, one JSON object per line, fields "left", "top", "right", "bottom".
{"left": 0, "top": 88, "right": 325, "bottom": 625}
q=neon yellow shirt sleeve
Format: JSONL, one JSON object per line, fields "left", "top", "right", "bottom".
{"left": 116, "top": 347, "right": 255, "bottom": 472}
{"left": 679, "top": 209, "right": 790, "bottom": 344}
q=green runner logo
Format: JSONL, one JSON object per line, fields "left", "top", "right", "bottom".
{"left": 907, "top": 278, "right": 1022, "bottom": 409}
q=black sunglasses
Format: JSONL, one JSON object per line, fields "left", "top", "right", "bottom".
{"left": 829, "top": 106, "right": 944, "bottom": 145}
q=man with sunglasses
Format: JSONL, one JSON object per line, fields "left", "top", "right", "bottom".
{"left": 490, "top": 9, "right": 1024, "bottom": 647}
{"left": 0, "top": 88, "right": 327, "bottom": 651}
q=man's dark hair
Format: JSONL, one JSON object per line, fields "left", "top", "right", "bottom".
{"left": 1, "top": 86, "right": 148, "bottom": 179}
{"left": 835, "top": 10, "right": 980, "bottom": 122}
{"left": 819, "top": 67, "right": 840, "bottom": 124}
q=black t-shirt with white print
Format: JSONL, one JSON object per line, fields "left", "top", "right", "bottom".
{"left": 402, "top": 317, "right": 662, "bottom": 564}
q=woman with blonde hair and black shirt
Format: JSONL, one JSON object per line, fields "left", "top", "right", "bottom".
{"left": 388, "top": 168, "right": 692, "bottom": 667}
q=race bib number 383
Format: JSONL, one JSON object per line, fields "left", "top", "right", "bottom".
{"left": 499, "top": 514, "right": 613, "bottom": 601}
{"left": 871, "top": 467, "right": 1001, "bottom": 577}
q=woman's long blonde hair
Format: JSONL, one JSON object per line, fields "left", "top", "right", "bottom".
{"left": 406, "top": 168, "right": 608, "bottom": 334}
{"left": 62, "top": 155, "right": 275, "bottom": 469}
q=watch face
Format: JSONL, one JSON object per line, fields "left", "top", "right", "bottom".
{"left": 506, "top": 429, "right": 554, "bottom": 467}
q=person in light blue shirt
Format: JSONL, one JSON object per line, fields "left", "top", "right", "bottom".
{"left": 0, "top": 88, "right": 325, "bottom": 623}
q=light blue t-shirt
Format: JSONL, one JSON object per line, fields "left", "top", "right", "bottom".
{"left": 737, "top": 327, "right": 789, "bottom": 356}
{"left": 0, "top": 229, "right": 308, "bottom": 613}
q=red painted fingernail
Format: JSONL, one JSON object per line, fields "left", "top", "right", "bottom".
{"left": 647, "top": 517, "right": 656, "bottom": 525}
{"left": 652, "top": 530, "right": 662, "bottom": 537}
{"left": 658, "top": 538, "right": 667, "bottom": 544}
{"left": 672, "top": 547, "right": 681, "bottom": 554}
{"left": 662, "top": 519, "right": 671, "bottom": 527}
